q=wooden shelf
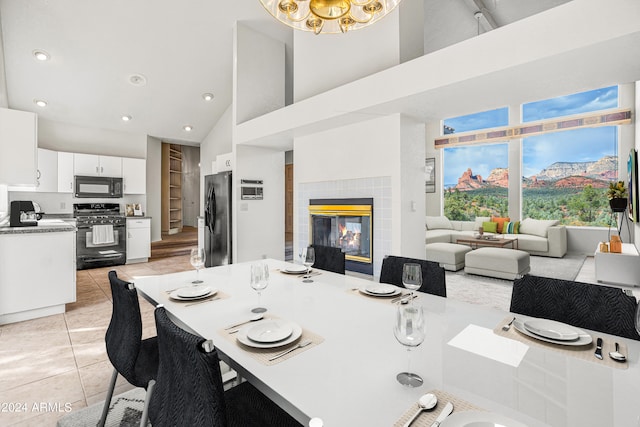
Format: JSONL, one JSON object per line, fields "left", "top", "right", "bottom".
{"left": 161, "top": 143, "right": 183, "bottom": 234}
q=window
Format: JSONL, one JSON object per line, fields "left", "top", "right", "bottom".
{"left": 522, "top": 127, "right": 618, "bottom": 226}
{"left": 522, "top": 86, "right": 618, "bottom": 122}
{"left": 443, "top": 107, "right": 508, "bottom": 134}
{"left": 443, "top": 143, "right": 509, "bottom": 220}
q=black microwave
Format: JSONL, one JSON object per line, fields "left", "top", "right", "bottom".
{"left": 75, "top": 176, "right": 123, "bottom": 198}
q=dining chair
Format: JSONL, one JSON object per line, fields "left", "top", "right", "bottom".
{"left": 99, "top": 271, "right": 159, "bottom": 427}
{"left": 379, "top": 255, "right": 447, "bottom": 297}
{"left": 149, "top": 305, "right": 303, "bottom": 427}
{"left": 510, "top": 274, "right": 640, "bottom": 340}
{"left": 310, "top": 244, "right": 346, "bottom": 274}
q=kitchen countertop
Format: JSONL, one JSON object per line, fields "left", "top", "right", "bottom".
{"left": 0, "top": 219, "right": 77, "bottom": 235}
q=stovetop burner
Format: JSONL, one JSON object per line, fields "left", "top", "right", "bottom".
{"left": 73, "top": 203, "right": 122, "bottom": 217}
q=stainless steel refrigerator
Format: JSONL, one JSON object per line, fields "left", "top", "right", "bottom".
{"left": 204, "top": 171, "right": 232, "bottom": 267}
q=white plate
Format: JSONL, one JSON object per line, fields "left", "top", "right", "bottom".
{"left": 364, "top": 284, "right": 397, "bottom": 295}
{"left": 440, "top": 410, "right": 528, "bottom": 427}
{"left": 177, "top": 285, "right": 212, "bottom": 298}
{"left": 169, "top": 288, "right": 217, "bottom": 301}
{"left": 281, "top": 265, "right": 308, "bottom": 274}
{"left": 237, "top": 321, "right": 303, "bottom": 349}
{"left": 246, "top": 320, "right": 294, "bottom": 343}
{"left": 513, "top": 318, "right": 592, "bottom": 346}
{"left": 523, "top": 318, "right": 580, "bottom": 341}
{"left": 359, "top": 286, "right": 402, "bottom": 298}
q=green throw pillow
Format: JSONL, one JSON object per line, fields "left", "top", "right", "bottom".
{"left": 482, "top": 221, "right": 497, "bottom": 233}
{"left": 502, "top": 221, "right": 520, "bottom": 234}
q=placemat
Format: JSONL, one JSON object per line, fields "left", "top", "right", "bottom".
{"left": 346, "top": 288, "right": 418, "bottom": 306}
{"left": 218, "top": 314, "right": 324, "bottom": 366}
{"left": 393, "top": 389, "right": 483, "bottom": 427}
{"left": 493, "top": 315, "right": 628, "bottom": 370}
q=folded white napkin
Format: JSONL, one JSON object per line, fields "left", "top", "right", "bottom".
{"left": 93, "top": 224, "right": 115, "bottom": 245}
{"left": 448, "top": 324, "right": 529, "bottom": 368}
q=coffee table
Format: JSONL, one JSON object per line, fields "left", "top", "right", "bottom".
{"left": 456, "top": 236, "right": 518, "bottom": 250}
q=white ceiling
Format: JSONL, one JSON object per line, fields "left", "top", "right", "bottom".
{"left": 0, "top": 0, "right": 570, "bottom": 146}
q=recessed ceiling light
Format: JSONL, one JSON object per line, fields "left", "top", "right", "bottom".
{"left": 33, "top": 50, "right": 50, "bottom": 61}
{"left": 128, "top": 74, "right": 147, "bottom": 86}
{"left": 33, "top": 99, "right": 48, "bottom": 107}
{"left": 183, "top": 125, "right": 193, "bottom": 132}
{"left": 121, "top": 115, "right": 132, "bottom": 121}
{"left": 202, "top": 93, "right": 214, "bottom": 101}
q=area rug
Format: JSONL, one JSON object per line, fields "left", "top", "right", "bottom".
{"left": 446, "top": 254, "right": 587, "bottom": 312}
{"left": 57, "top": 388, "right": 147, "bottom": 427}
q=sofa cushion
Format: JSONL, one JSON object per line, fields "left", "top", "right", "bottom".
{"left": 491, "top": 216, "right": 510, "bottom": 233}
{"left": 502, "top": 221, "right": 520, "bottom": 234}
{"left": 507, "top": 233, "right": 548, "bottom": 253}
{"left": 425, "top": 229, "right": 454, "bottom": 244}
{"left": 519, "top": 218, "right": 560, "bottom": 238}
{"left": 426, "top": 216, "right": 453, "bottom": 230}
{"left": 482, "top": 221, "right": 498, "bottom": 233}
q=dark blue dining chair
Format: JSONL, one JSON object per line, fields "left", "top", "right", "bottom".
{"left": 379, "top": 255, "right": 447, "bottom": 297}
{"left": 149, "top": 306, "right": 302, "bottom": 427}
{"left": 510, "top": 274, "right": 640, "bottom": 340}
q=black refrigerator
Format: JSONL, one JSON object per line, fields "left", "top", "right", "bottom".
{"left": 204, "top": 171, "right": 232, "bottom": 267}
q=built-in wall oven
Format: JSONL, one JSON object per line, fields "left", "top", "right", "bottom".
{"left": 73, "top": 203, "right": 126, "bottom": 270}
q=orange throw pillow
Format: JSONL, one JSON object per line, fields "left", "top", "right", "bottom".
{"left": 491, "top": 216, "right": 510, "bottom": 234}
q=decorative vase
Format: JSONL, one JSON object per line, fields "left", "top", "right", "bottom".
{"left": 610, "top": 197, "right": 628, "bottom": 212}
{"left": 599, "top": 242, "right": 609, "bottom": 253}
{"left": 610, "top": 235, "right": 622, "bottom": 253}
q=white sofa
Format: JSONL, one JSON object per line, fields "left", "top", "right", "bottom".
{"left": 425, "top": 216, "right": 567, "bottom": 258}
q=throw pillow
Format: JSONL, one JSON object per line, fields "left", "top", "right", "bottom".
{"left": 491, "top": 216, "right": 510, "bottom": 234}
{"left": 502, "top": 221, "right": 520, "bottom": 234}
{"left": 482, "top": 221, "right": 498, "bottom": 233}
{"left": 425, "top": 216, "right": 453, "bottom": 230}
{"left": 519, "top": 218, "right": 560, "bottom": 238}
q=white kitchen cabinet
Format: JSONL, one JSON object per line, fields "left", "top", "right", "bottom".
{"left": 35, "top": 148, "right": 58, "bottom": 192}
{"left": 122, "top": 157, "right": 147, "bottom": 194}
{"left": 58, "top": 151, "right": 75, "bottom": 193}
{"left": 0, "top": 108, "right": 37, "bottom": 185}
{"left": 0, "top": 229, "right": 76, "bottom": 324}
{"left": 127, "top": 217, "right": 151, "bottom": 263}
{"left": 74, "top": 153, "right": 122, "bottom": 177}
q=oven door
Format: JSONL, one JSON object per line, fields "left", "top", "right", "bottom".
{"left": 76, "top": 223, "right": 126, "bottom": 269}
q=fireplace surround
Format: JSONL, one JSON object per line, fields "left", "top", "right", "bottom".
{"left": 309, "top": 198, "right": 373, "bottom": 274}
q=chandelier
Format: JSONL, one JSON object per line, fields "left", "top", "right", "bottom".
{"left": 258, "top": 0, "right": 404, "bottom": 35}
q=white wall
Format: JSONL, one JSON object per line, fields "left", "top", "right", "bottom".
{"left": 293, "top": 10, "right": 401, "bottom": 102}
{"left": 400, "top": 115, "right": 426, "bottom": 258}
{"left": 38, "top": 119, "right": 146, "bottom": 158}
{"left": 234, "top": 23, "right": 285, "bottom": 125}
{"left": 635, "top": 80, "right": 640, "bottom": 252}
{"left": 146, "top": 135, "right": 162, "bottom": 242}
{"left": 200, "top": 105, "right": 233, "bottom": 217}
{"left": 234, "top": 145, "right": 284, "bottom": 262}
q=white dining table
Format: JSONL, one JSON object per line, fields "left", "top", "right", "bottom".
{"left": 134, "top": 259, "right": 640, "bottom": 427}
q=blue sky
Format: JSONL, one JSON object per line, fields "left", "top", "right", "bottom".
{"left": 443, "top": 86, "right": 619, "bottom": 186}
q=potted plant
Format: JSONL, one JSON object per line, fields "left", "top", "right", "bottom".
{"left": 607, "top": 180, "right": 628, "bottom": 212}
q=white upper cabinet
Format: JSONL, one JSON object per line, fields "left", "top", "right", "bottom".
{"left": 57, "top": 152, "right": 74, "bottom": 193}
{"left": 35, "top": 148, "right": 58, "bottom": 192}
{"left": 74, "top": 153, "right": 122, "bottom": 177}
{"left": 122, "top": 157, "right": 146, "bottom": 194}
{"left": 0, "top": 108, "right": 37, "bottom": 185}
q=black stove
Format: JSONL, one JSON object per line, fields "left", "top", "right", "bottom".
{"left": 73, "top": 203, "right": 126, "bottom": 226}
{"left": 73, "top": 203, "right": 127, "bottom": 269}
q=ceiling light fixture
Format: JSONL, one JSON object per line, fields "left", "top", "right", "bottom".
{"left": 32, "top": 50, "right": 50, "bottom": 61}
{"left": 33, "top": 99, "right": 48, "bottom": 107}
{"left": 183, "top": 125, "right": 193, "bottom": 132}
{"left": 258, "top": 0, "right": 403, "bottom": 34}
{"left": 121, "top": 115, "right": 132, "bottom": 121}
{"left": 202, "top": 93, "right": 214, "bottom": 101}
{"left": 128, "top": 74, "right": 147, "bottom": 87}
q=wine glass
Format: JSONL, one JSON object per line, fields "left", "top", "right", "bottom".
{"left": 393, "top": 304, "right": 425, "bottom": 387}
{"left": 190, "top": 247, "right": 206, "bottom": 284}
{"left": 402, "top": 263, "right": 422, "bottom": 303}
{"left": 250, "top": 263, "right": 269, "bottom": 313}
{"left": 302, "top": 247, "right": 315, "bottom": 283}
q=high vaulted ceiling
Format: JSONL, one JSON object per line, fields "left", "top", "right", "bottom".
{"left": 0, "top": 0, "right": 570, "bottom": 145}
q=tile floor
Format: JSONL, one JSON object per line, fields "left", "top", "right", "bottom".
{"left": 0, "top": 255, "right": 627, "bottom": 426}
{"left": 0, "top": 255, "right": 193, "bottom": 426}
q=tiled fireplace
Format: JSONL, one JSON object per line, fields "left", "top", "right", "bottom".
{"left": 309, "top": 198, "right": 373, "bottom": 274}
{"left": 297, "top": 177, "right": 391, "bottom": 277}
